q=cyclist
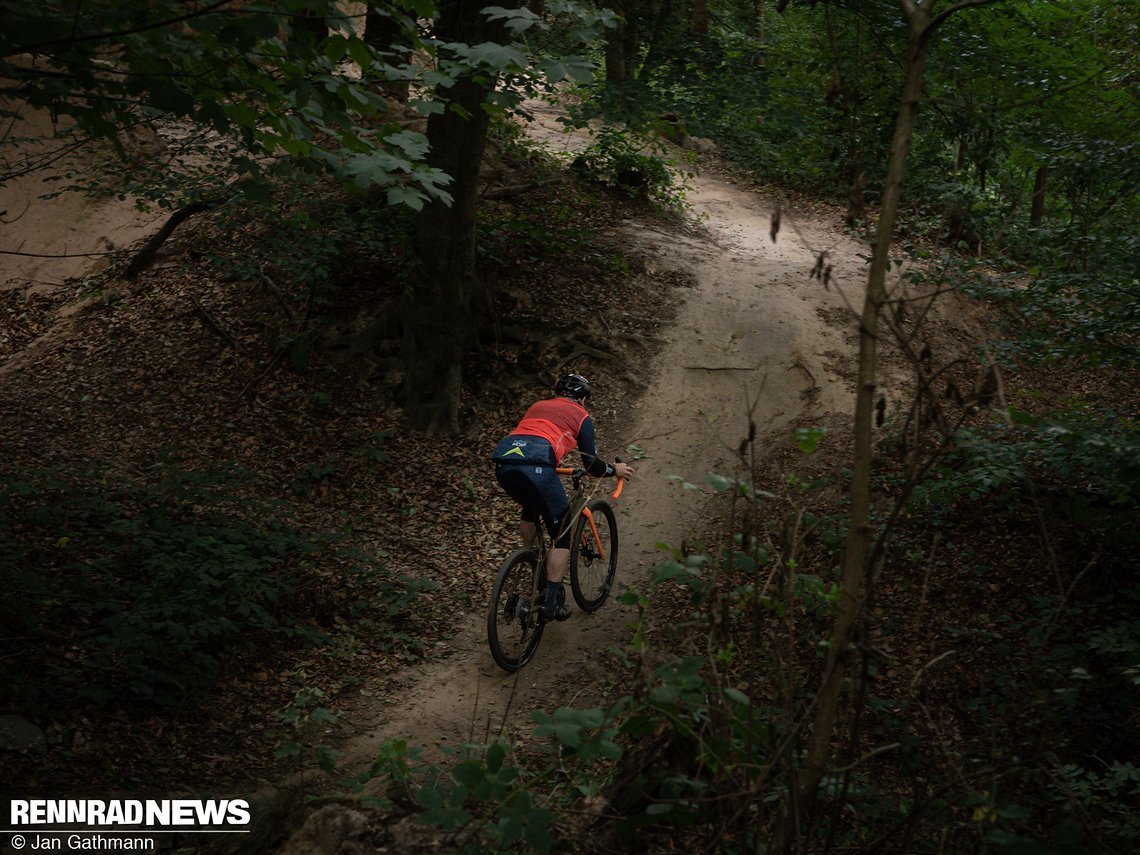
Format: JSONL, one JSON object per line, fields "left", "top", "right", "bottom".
{"left": 492, "top": 374, "right": 633, "bottom": 621}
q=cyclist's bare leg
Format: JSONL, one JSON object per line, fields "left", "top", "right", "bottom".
{"left": 518, "top": 520, "right": 538, "bottom": 549}
{"left": 546, "top": 547, "right": 570, "bottom": 583}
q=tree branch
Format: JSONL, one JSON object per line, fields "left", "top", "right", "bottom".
{"left": 922, "top": 0, "right": 1007, "bottom": 43}
{"left": 9, "top": 0, "right": 242, "bottom": 56}
{"left": 122, "top": 198, "right": 223, "bottom": 280}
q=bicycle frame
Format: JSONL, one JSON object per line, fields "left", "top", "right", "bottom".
{"left": 556, "top": 466, "right": 623, "bottom": 559}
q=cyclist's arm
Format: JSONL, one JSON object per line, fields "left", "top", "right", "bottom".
{"left": 577, "top": 417, "right": 617, "bottom": 477}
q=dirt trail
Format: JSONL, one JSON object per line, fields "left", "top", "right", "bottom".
{"left": 332, "top": 103, "right": 867, "bottom": 774}
{"left": 0, "top": 107, "right": 159, "bottom": 295}
{"left": 0, "top": 96, "right": 869, "bottom": 786}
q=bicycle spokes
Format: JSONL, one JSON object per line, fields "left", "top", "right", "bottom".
{"left": 488, "top": 548, "right": 546, "bottom": 672}
{"left": 569, "top": 499, "right": 619, "bottom": 613}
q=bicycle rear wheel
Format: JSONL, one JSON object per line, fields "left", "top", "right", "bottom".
{"left": 487, "top": 548, "right": 545, "bottom": 672}
{"left": 569, "top": 499, "right": 618, "bottom": 612}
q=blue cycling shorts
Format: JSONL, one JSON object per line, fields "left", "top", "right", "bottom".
{"left": 495, "top": 462, "right": 572, "bottom": 549}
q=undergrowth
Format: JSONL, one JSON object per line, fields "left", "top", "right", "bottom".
{"left": 0, "top": 454, "right": 434, "bottom": 712}
{"left": 323, "top": 392, "right": 1140, "bottom": 853}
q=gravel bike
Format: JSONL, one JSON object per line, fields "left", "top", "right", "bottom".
{"left": 487, "top": 463, "right": 625, "bottom": 672}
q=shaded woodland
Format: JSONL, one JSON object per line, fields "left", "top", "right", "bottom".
{"left": 2, "top": 0, "right": 1138, "bottom": 851}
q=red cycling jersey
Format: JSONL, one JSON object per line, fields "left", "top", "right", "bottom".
{"left": 511, "top": 397, "right": 589, "bottom": 464}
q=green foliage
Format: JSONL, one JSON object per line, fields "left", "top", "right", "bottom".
{"left": 921, "top": 582, "right": 1140, "bottom": 852}
{"left": 0, "top": 0, "right": 453, "bottom": 208}
{"left": 571, "top": 125, "right": 682, "bottom": 211}
{"left": 332, "top": 737, "right": 559, "bottom": 852}
{"left": 272, "top": 680, "right": 343, "bottom": 771}
{"left": 911, "top": 412, "right": 1140, "bottom": 533}
{"left": 0, "top": 0, "right": 616, "bottom": 217}
{"left": 0, "top": 458, "right": 424, "bottom": 709}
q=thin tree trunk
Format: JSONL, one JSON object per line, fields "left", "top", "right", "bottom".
{"left": 637, "top": 0, "right": 674, "bottom": 79}
{"left": 292, "top": 1, "right": 327, "bottom": 42}
{"left": 690, "top": 0, "right": 709, "bottom": 41}
{"left": 1030, "top": 164, "right": 1049, "bottom": 226}
{"left": 403, "top": 71, "right": 489, "bottom": 435}
{"left": 790, "top": 0, "right": 934, "bottom": 834}
{"left": 364, "top": 3, "right": 411, "bottom": 101}
{"left": 603, "top": 0, "right": 628, "bottom": 89}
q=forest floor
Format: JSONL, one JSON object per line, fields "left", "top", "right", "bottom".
{"left": 0, "top": 97, "right": 994, "bottom": 846}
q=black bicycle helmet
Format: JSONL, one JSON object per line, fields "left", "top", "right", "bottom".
{"left": 554, "top": 373, "right": 592, "bottom": 400}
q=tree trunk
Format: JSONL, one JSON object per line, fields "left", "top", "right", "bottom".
{"left": 402, "top": 0, "right": 509, "bottom": 433}
{"left": 1030, "top": 163, "right": 1049, "bottom": 226}
{"left": 690, "top": 0, "right": 709, "bottom": 41}
{"left": 789, "top": 0, "right": 937, "bottom": 836}
{"left": 292, "top": 1, "right": 327, "bottom": 43}
{"left": 604, "top": 0, "right": 628, "bottom": 89}
{"left": 637, "top": 0, "right": 674, "bottom": 79}
{"left": 364, "top": 3, "right": 411, "bottom": 102}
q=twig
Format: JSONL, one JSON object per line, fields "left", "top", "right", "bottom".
{"left": 482, "top": 177, "right": 564, "bottom": 200}
{"left": 189, "top": 295, "right": 237, "bottom": 348}
{"left": 123, "top": 198, "right": 222, "bottom": 281}
{"left": 684, "top": 364, "right": 756, "bottom": 371}
{"left": 909, "top": 650, "right": 957, "bottom": 693}
{"left": 828, "top": 742, "right": 901, "bottom": 774}
{"left": 1043, "top": 547, "right": 1102, "bottom": 641}
{"left": 258, "top": 270, "right": 298, "bottom": 322}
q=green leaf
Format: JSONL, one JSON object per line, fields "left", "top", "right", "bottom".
{"left": 314, "top": 744, "right": 342, "bottom": 772}
{"left": 485, "top": 741, "right": 506, "bottom": 774}
{"left": 275, "top": 741, "right": 302, "bottom": 760}
{"left": 794, "top": 427, "right": 827, "bottom": 454}
{"left": 387, "top": 185, "right": 427, "bottom": 210}
{"left": 724, "top": 687, "right": 751, "bottom": 706}
{"left": 346, "top": 38, "right": 374, "bottom": 70}
{"left": 531, "top": 707, "right": 604, "bottom": 748}
{"left": 482, "top": 6, "right": 544, "bottom": 33}
{"left": 462, "top": 41, "right": 528, "bottom": 71}
{"left": 308, "top": 706, "right": 339, "bottom": 724}
{"left": 384, "top": 130, "right": 430, "bottom": 159}
{"left": 702, "top": 472, "right": 735, "bottom": 491}
{"left": 452, "top": 759, "right": 487, "bottom": 790}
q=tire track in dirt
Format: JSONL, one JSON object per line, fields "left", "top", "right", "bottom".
{"left": 332, "top": 103, "right": 867, "bottom": 777}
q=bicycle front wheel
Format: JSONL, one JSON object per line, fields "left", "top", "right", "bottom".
{"left": 569, "top": 499, "right": 618, "bottom": 612}
{"left": 487, "top": 548, "right": 545, "bottom": 672}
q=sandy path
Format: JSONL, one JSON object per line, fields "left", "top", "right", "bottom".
{"left": 332, "top": 103, "right": 867, "bottom": 774}
{"left": 0, "top": 107, "right": 160, "bottom": 295}
{"left": 2, "top": 94, "right": 868, "bottom": 782}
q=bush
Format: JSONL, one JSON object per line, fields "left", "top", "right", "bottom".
{"left": 570, "top": 125, "right": 681, "bottom": 212}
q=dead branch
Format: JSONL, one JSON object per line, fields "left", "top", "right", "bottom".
{"left": 123, "top": 198, "right": 222, "bottom": 281}
{"left": 909, "top": 650, "right": 957, "bottom": 694}
{"left": 189, "top": 295, "right": 237, "bottom": 348}
{"left": 258, "top": 270, "right": 298, "bottom": 322}
{"left": 684, "top": 364, "right": 756, "bottom": 371}
{"left": 482, "top": 177, "right": 564, "bottom": 201}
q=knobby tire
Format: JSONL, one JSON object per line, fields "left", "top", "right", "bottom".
{"left": 569, "top": 498, "right": 619, "bottom": 612}
{"left": 487, "top": 547, "right": 545, "bottom": 672}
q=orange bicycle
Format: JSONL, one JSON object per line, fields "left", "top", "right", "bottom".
{"left": 487, "top": 463, "right": 625, "bottom": 672}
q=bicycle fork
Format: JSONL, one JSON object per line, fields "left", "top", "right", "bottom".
{"left": 579, "top": 507, "right": 607, "bottom": 559}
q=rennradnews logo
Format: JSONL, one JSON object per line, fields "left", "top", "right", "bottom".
{"left": 9, "top": 799, "right": 250, "bottom": 827}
